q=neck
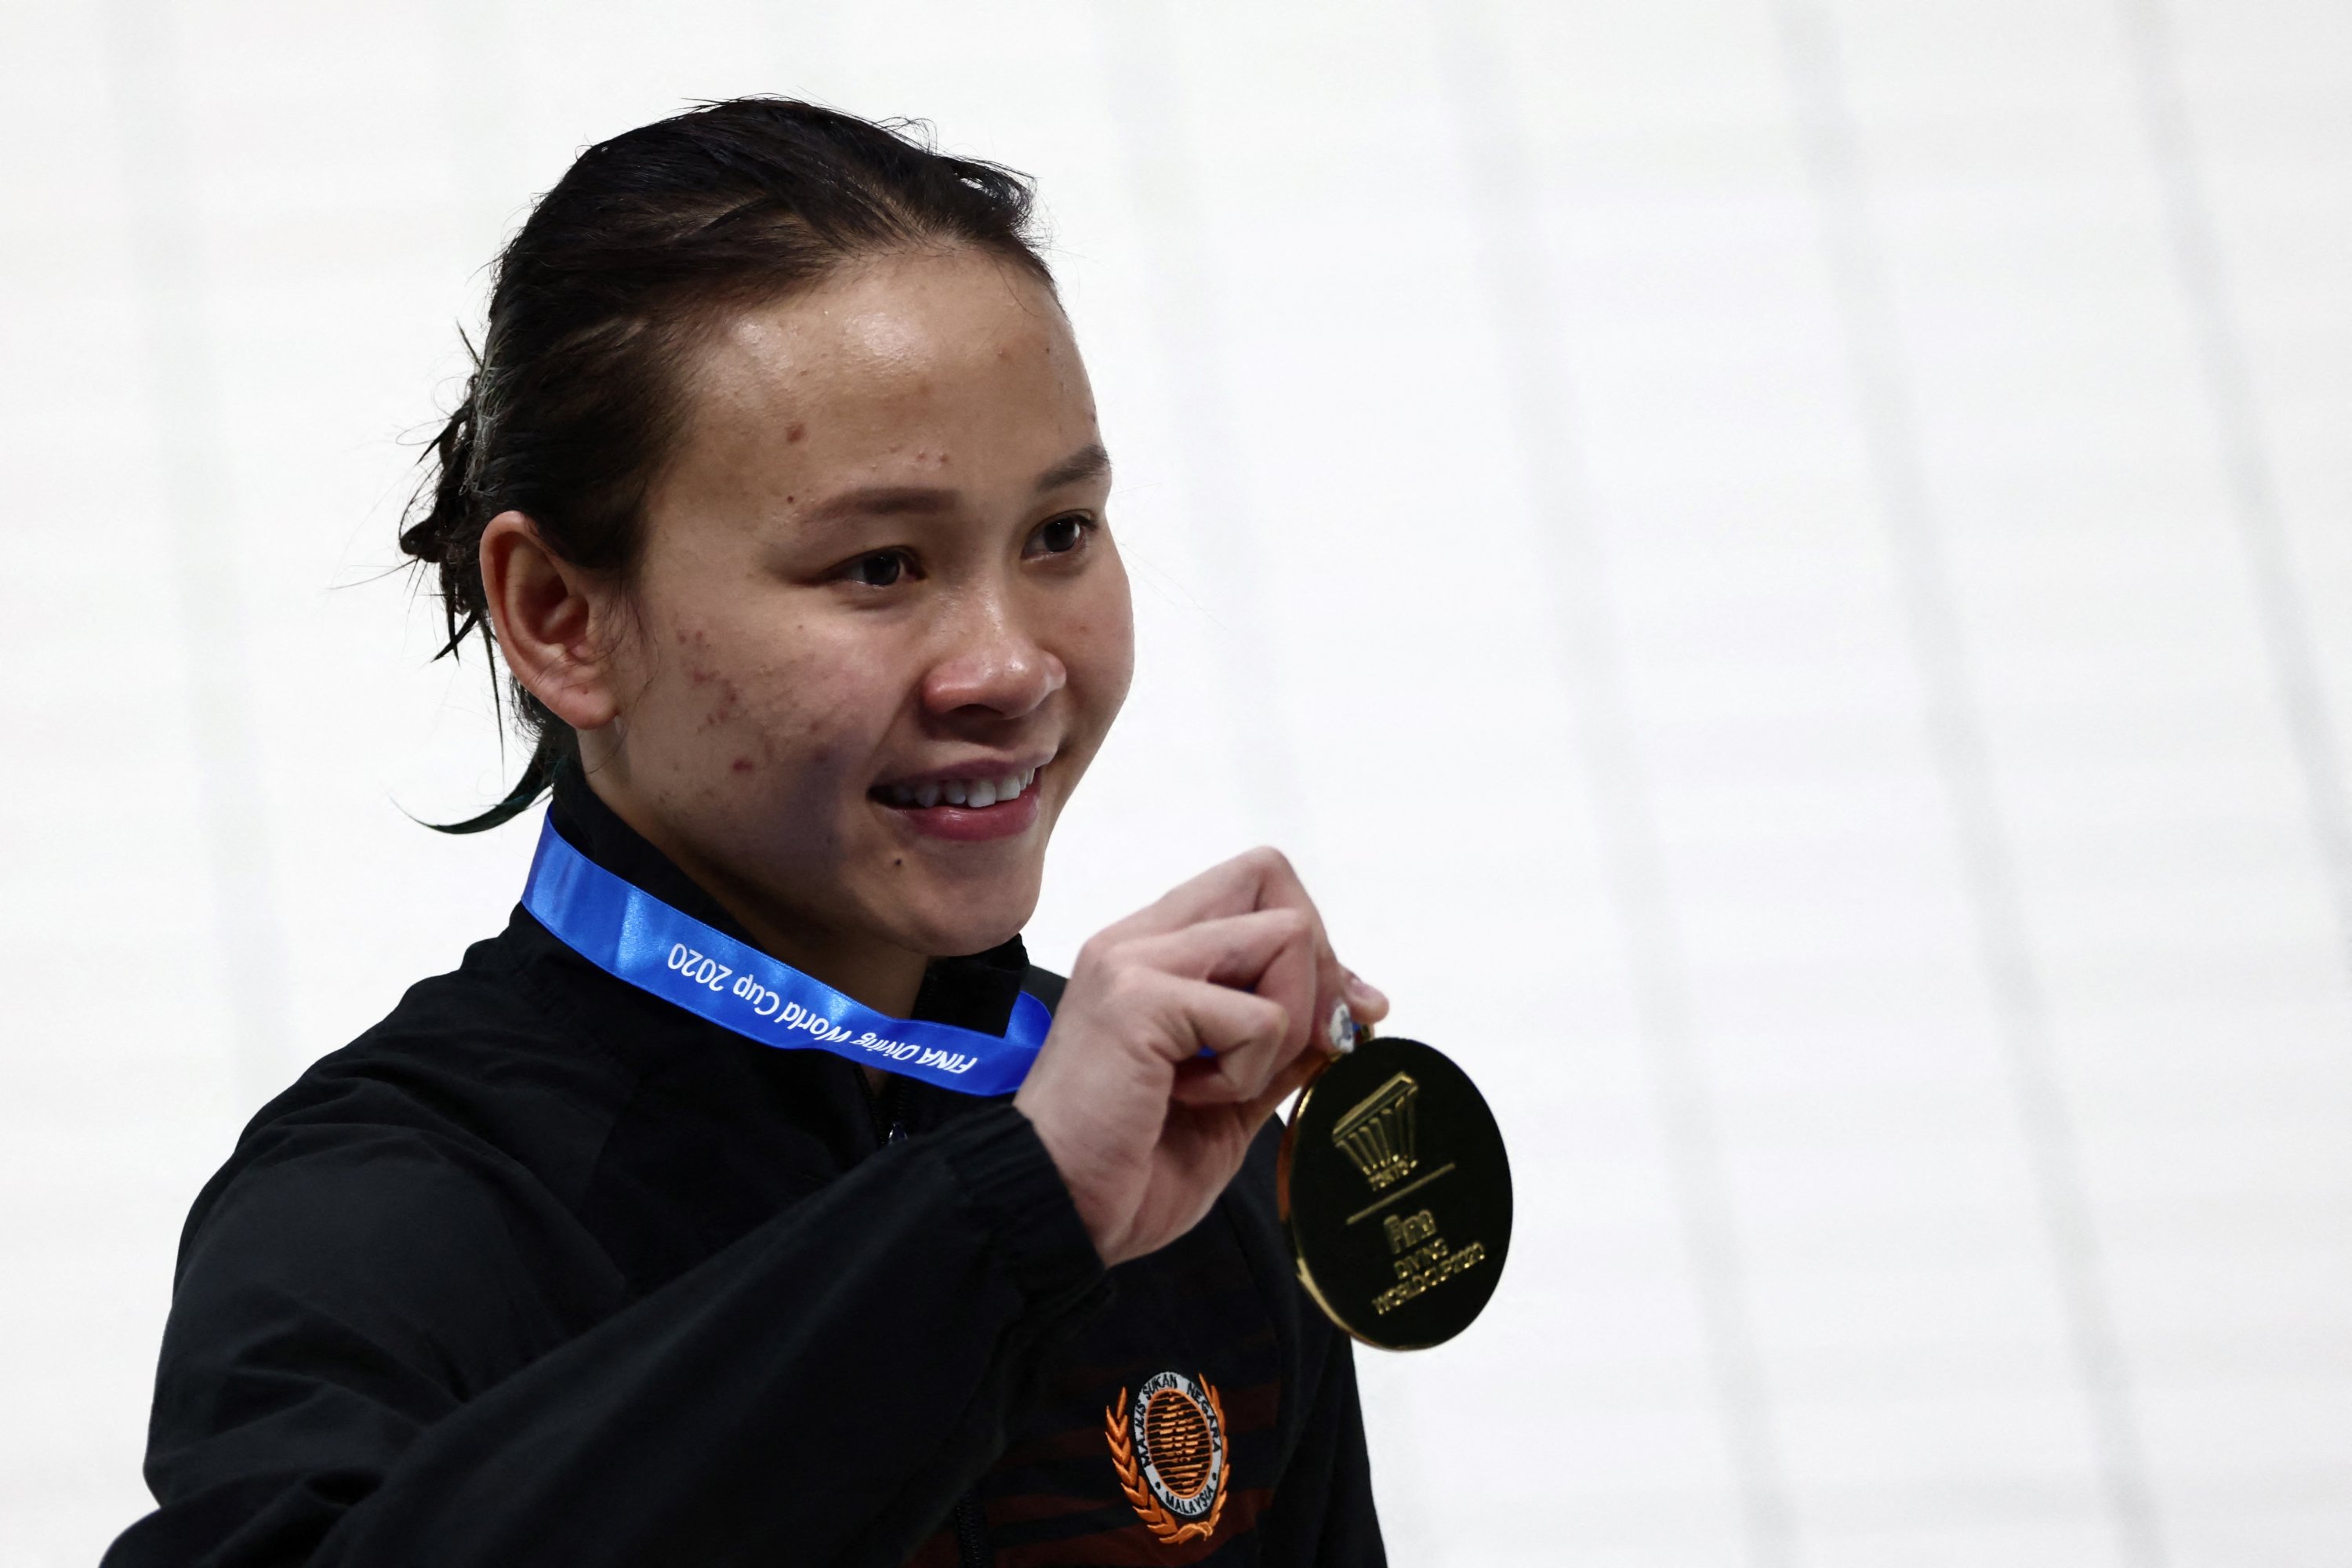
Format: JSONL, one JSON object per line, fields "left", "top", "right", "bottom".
{"left": 582, "top": 770, "right": 930, "bottom": 1018}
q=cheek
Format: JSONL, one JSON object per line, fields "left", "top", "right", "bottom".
{"left": 644, "top": 626, "right": 740, "bottom": 724}
{"left": 1068, "top": 576, "right": 1138, "bottom": 714}
{"left": 655, "top": 631, "right": 760, "bottom": 781}
{"left": 631, "top": 619, "right": 878, "bottom": 797}
{"left": 732, "top": 637, "right": 906, "bottom": 796}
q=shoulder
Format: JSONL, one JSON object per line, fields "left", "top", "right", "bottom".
{"left": 161, "top": 916, "right": 653, "bottom": 1381}
{"left": 187, "top": 914, "right": 644, "bottom": 1260}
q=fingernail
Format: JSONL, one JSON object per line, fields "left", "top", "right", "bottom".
{"left": 1344, "top": 970, "right": 1388, "bottom": 1013}
{"left": 1326, "top": 1000, "right": 1359, "bottom": 1054}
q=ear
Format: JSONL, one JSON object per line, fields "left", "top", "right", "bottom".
{"left": 478, "top": 510, "right": 624, "bottom": 731}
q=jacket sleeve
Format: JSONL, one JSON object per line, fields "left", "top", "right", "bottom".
{"left": 1255, "top": 1321, "right": 1388, "bottom": 1566}
{"left": 105, "top": 1105, "right": 1103, "bottom": 1568}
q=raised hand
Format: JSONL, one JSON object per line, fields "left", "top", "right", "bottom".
{"left": 1013, "top": 848, "right": 1388, "bottom": 1267}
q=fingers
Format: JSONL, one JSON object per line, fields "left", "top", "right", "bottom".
{"left": 1122, "top": 909, "right": 1317, "bottom": 1054}
{"left": 1076, "top": 848, "right": 1390, "bottom": 1105}
{"left": 1121, "top": 908, "right": 1308, "bottom": 986}
{"left": 1119, "top": 847, "right": 1359, "bottom": 1044}
{"left": 1118, "top": 969, "right": 1291, "bottom": 1099}
{"left": 1033, "top": 851, "right": 1397, "bottom": 1269}
{"left": 1094, "top": 849, "right": 1320, "bottom": 953}
{"left": 1228, "top": 1040, "right": 1331, "bottom": 1126}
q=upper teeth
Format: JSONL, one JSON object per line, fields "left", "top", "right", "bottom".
{"left": 883, "top": 768, "right": 1037, "bottom": 809}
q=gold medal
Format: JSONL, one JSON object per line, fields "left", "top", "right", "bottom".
{"left": 1278, "top": 1032, "right": 1512, "bottom": 1350}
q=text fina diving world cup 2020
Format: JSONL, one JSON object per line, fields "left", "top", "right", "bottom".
{"left": 1277, "top": 1034, "right": 1513, "bottom": 1351}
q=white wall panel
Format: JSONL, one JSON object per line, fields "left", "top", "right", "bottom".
{"left": 0, "top": 1, "right": 2343, "bottom": 1562}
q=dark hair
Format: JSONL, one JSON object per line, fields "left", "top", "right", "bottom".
{"left": 400, "top": 97, "right": 1053, "bottom": 831}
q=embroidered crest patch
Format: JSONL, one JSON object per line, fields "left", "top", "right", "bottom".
{"left": 1104, "top": 1370, "right": 1229, "bottom": 1544}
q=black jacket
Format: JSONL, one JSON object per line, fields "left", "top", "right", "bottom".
{"left": 107, "top": 775, "right": 1384, "bottom": 1566}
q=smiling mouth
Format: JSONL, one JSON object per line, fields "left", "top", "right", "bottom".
{"left": 871, "top": 765, "right": 1040, "bottom": 811}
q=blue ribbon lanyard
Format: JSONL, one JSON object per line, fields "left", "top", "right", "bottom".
{"left": 520, "top": 817, "right": 1051, "bottom": 1095}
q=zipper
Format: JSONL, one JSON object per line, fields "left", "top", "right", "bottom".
{"left": 953, "top": 1494, "right": 989, "bottom": 1566}
{"left": 865, "top": 1072, "right": 909, "bottom": 1149}
{"left": 867, "top": 1073, "right": 965, "bottom": 1555}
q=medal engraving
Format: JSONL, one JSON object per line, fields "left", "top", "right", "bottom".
{"left": 1280, "top": 1035, "right": 1512, "bottom": 1349}
{"left": 1332, "top": 1073, "right": 1418, "bottom": 1189}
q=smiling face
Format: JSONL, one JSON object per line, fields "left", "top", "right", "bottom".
{"left": 577, "top": 248, "right": 1133, "bottom": 1000}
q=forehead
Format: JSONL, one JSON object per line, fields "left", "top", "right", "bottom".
{"left": 675, "top": 249, "right": 1094, "bottom": 478}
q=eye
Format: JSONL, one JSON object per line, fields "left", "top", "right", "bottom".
{"left": 843, "top": 549, "right": 910, "bottom": 588}
{"left": 1028, "top": 513, "right": 1094, "bottom": 557}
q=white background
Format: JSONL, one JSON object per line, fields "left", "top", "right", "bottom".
{"left": 2, "top": 1, "right": 2347, "bottom": 1563}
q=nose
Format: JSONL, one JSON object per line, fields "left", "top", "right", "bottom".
{"left": 920, "top": 586, "right": 1066, "bottom": 720}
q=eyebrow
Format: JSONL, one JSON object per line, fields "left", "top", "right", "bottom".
{"left": 799, "top": 443, "right": 1113, "bottom": 526}
{"left": 1033, "top": 441, "right": 1112, "bottom": 495}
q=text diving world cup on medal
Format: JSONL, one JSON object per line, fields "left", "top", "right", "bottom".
{"left": 1277, "top": 1033, "right": 1512, "bottom": 1351}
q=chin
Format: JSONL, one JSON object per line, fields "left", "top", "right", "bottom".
{"left": 895, "top": 877, "right": 1040, "bottom": 960}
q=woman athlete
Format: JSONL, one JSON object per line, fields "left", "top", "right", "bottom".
{"left": 109, "top": 98, "right": 1388, "bottom": 1566}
